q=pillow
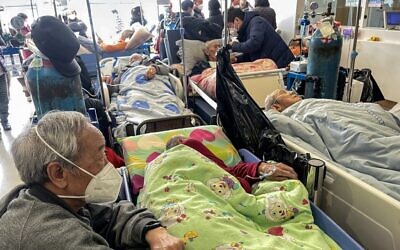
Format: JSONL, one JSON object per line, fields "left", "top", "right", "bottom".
{"left": 119, "top": 125, "right": 242, "bottom": 195}
{"left": 176, "top": 39, "right": 206, "bottom": 75}
{"left": 125, "top": 26, "right": 153, "bottom": 50}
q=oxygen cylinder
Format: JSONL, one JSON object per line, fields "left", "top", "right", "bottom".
{"left": 306, "top": 20, "right": 343, "bottom": 99}
{"left": 26, "top": 56, "right": 86, "bottom": 120}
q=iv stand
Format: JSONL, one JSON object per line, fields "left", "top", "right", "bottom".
{"left": 346, "top": 0, "right": 362, "bottom": 102}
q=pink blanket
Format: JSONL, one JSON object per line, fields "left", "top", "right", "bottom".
{"left": 191, "top": 59, "right": 277, "bottom": 99}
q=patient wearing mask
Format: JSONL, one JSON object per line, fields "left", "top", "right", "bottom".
{"left": 0, "top": 111, "right": 183, "bottom": 250}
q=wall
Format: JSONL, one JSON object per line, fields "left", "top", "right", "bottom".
{"left": 269, "top": 0, "right": 304, "bottom": 44}
{"left": 340, "top": 28, "right": 400, "bottom": 102}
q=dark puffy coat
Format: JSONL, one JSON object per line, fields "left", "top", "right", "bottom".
{"left": 182, "top": 16, "right": 222, "bottom": 42}
{"left": 254, "top": 6, "right": 277, "bottom": 29}
{"left": 232, "top": 12, "right": 293, "bottom": 68}
{"left": 207, "top": 12, "right": 224, "bottom": 29}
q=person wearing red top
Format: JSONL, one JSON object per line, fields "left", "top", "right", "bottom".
{"left": 166, "top": 136, "right": 297, "bottom": 193}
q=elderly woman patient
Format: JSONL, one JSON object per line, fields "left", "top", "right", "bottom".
{"left": 0, "top": 111, "right": 184, "bottom": 250}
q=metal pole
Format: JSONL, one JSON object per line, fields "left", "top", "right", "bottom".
{"left": 30, "top": 0, "right": 35, "bottom": 19}
{"left": 346, "top": 0, "right": 362, "bottom": 102}
{"left": 223, "top": 0, "right": 228, "bottom": 47}
{"left": 53, "top": 0, "right": 58, "bottom": 17}
{"left": 178, "top": 0, "right": 188, "bottom": 107}
{"left": 139, "top": 0, "right": 144, "bottom": 25}
{"left": 85, "top": 0, "right": 106, "bottom": 106}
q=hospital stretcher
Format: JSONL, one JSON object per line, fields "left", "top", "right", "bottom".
{"left": 189, "top": 68, "right": 286, "bottom": 124}
{"left": 80, "top": 45, "right": 149, "bottom": 77}
{"left": 284, "top": 136, "right": 400, "bottom": 250}
{"left": 191, "top": 77, "right": 400, "bottom": 249}
{"left": 99, "top": 56, "right": 203, "bottom": 136}
{"left": 116, "top": 126, "right": 362, "bottom": 249}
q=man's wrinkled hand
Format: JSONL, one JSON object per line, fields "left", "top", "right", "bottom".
{"left": 145, "top": 227, "right": 184, "bottom": 250}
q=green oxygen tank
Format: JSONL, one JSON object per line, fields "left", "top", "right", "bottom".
{"left": 306, "top": 18, "right": 343, "bottom": 99}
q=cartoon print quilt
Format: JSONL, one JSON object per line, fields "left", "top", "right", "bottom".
{"left": 138, "top": 145, "right": 340, "bottom": 249}
{"left": 120, "top": 126, "right": 242, "bottom": 196}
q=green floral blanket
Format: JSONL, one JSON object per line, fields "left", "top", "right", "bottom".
{"left": 138, "top": 145, "right": 340, "bottom": 249}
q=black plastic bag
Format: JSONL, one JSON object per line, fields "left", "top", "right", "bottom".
{"left": 337, "top": 67, "right": 384, "bottom": 102}
{"left": 215, "top": 48, "right": 309, "bottom": 185}
{"left": 353, "top": 68, "right": 384, "bottom": 102}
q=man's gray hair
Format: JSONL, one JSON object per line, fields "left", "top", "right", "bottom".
{"left": 11, "top": 111, "right": 88, "bottom": 185}
{"left": 264, "top": 89, "right": 280, "bottom": 110}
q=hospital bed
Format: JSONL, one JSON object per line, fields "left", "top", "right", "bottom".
{"left": 189, "top": 68, "right": 286, "bottom": 123}
{"left": 80, "top": 45, "right": 149, "bottom": 77}
{"left": 283, "top": 136, "right": 400, "bottom": 250}
{"left": 117, "top": 125, "right": 362, "bottom": 249}
{"left": 99, "top": 56, "right": 202, "bottom": 137}
{"left": 189, "top": 79, "right": 400, "bottom": 249}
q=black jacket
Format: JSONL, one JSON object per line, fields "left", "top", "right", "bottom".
{"left": 254, "top": 6, "right": 277, "bottom": 29}
{"left": 182, "top": 16, "right": 222, "bottom": 42}
{"left": 232, "top": 12, "right": 294, "bottom": 68}
{"left": 207, "top": 10, "right": 224, "bottom": 29}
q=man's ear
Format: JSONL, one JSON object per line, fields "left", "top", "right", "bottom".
{"left": 46, "top": 162, "right": 68, "bottom": 189}
{"left": 271, "top": 103, "right": 283, "bottom": 112}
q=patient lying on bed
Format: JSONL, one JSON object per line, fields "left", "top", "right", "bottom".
{"left": 139, "top": 136, "right": 339, "bottom": 249}
{"left": 166, "top": 136, "right": 298, "bottom": 193}
{"left": 264, "top": 89, "right": 400, "bottom": 201}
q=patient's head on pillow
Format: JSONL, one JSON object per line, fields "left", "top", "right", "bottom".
{"left": 265, "top": 89, "right": 302, "bottom": 112}
{"left": 166, "top": 135, "right": 188, "bottom": 150}
{"left": 203, "top": 39, "right": 222, "bottom": 62}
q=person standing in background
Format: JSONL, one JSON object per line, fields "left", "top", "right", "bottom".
{"left": 254, "top": 0, "right": 277, "bottom": 30}
{"left": 130, "top": 6, "right": 147, "bottom": 26}
{"left": 67, "top": 10, "right": 88, "bottom": 37}
{"left": 231, "top": 0, "right": 240, "bottom": 8}
{"left": 240, "top": 0, "right": 253, "bottom": 11}
{"left": 193, "top": 0, "right": 205, "bottom": 19}
{"left": 0, "top": 54, "right": 11, "bottom": 133}
{"left": 13, "top": 13, "right": 33, "bottom": 102}
{"left": 207, "top": 0, "right": 224, "bottom": 28}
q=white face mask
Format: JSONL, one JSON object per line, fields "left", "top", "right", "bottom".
{"left": 229, "top": 28, "right": 238, "bottom": 37}
{"left": 35, "top": 127, "right": 122, "bottom": 204}
{"left": 197, "top": 4, "right": 203, "bottom": 11}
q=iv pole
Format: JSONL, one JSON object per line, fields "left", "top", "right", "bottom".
{"left": 53, "top": 0, "right": 58, "bottom": 17}
{"left": 223, "top": 0, "right": 228, "bottom": 47}
{"left": 85, "top": 0, "right": 106, "bottom": 106}
{"left": 178, "top": 0, "right": 188, "bottom": 107}
{"left": 346, "top": 0, "right": 362, "bottom": 102}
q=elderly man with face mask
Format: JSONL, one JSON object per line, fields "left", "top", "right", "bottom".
{"left": 0, "top": 111, "right": 184, "bottom": 250}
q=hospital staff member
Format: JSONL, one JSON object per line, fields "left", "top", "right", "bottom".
{"left": 227, "top": 7, "right": 294, "bottom": 68}
{"left": 0, "top": 111, "right": 184, "bottom": 250}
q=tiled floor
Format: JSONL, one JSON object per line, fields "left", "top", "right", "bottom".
{"left": 0, "top": 76, "right": 34, "bottom": 198}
